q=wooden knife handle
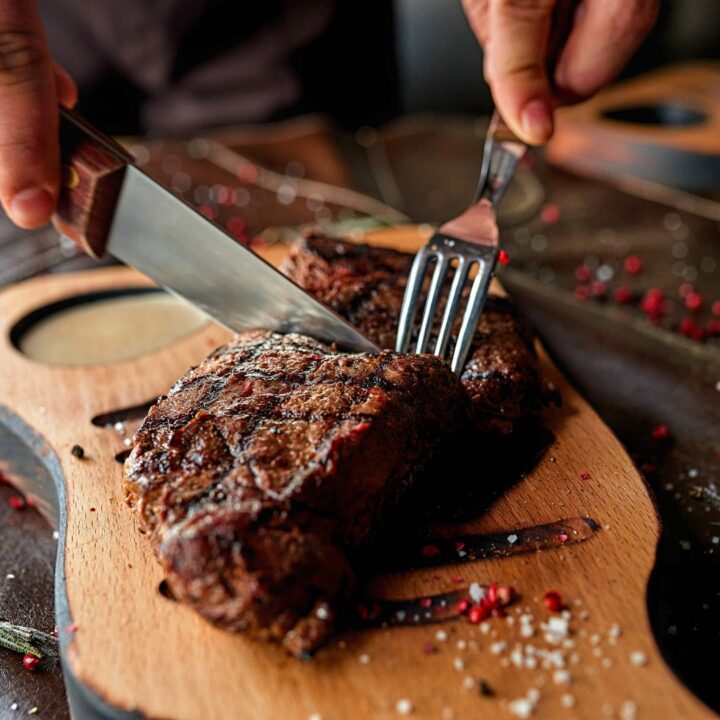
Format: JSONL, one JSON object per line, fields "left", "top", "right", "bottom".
{"left": 52, "top": 109, "right": 133, "bottom": 258}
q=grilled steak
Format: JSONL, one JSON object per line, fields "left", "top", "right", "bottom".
{"left": 125, "top": 331, "right": 468, "bottom": 656}
{"left": 283, "top": 233, "right": 543, "bottom": 432}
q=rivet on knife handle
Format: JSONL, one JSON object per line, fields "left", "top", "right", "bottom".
{"left": 52, "top": 108, "right": 133, "bottom": 258}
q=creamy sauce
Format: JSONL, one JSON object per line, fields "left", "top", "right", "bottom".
{"left": 19, "top": 294, "right": 208, "bottom": 366}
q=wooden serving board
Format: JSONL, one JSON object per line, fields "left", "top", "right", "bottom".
{"left": 0, "top": 226, "right": 715, "bottom": 720}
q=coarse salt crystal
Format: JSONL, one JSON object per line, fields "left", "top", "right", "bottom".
{"left": 609, "top": 623, "right": 622, "bottom": 638}
{"left": 358, "top": 654, "right": 371, "bottom": 665}
{"left": 520, "top": 624, "right": 535, "bottom": 639}
{"left": 479, "top": 622, "right": 491, "bottom": 635}
{"left": 620, "top": 700, "right": 638, "bottom": 720}
{"left": 442, "top": 709, "right": 455, "bottom": 720}
{"left": 10, "top": 704, "right": 18, "bottom": 711}
{"left": 316, "top": 606, "right": 329, "bottom": 620}
{"left": 630, "top": 651, "right": 647, "bottom": 666}
{"left": 453, "top": 657, "right": 465, "bottom": 672}
{"left": 396, "top": 698, "right": 413, "bottom": 715}
{"left": 553, "top": 670, "right": 571, "bottom": 685}
{"left": 525, "top": 656, "right": 538, "bottom": 670}
{"left": 469, "top": 582, "right": 485, "bottom": 603}
{"left": 508, "top": 698, "right": 534, "bottom": 719}
{"left": 527, "top": 688, "right": 540, "bottom": 703}
{"left": 602, "top": 658, "right": 614, "bottom": 669}
{"left": 113, "top": 421, "right": 125, "bottom": 433}
{"left": 308, "top": 714, "right": 323, "bottom": 720}
{"left": 507, "top": 534, "right": 518, "bottom": 544}
{"left": 561, "top": 694, "right": 575, "bottom": 708}
{"left": 490, "top": 641, "right": 507, "bottom": 655}
{"left": 395, "top": 610, "right": 406, "bottom": 622}
{"left": 6, "top": 573, "right": 15, "bottom": 579}
{"left": 435, "top": 630, "right": 448, "bottom": 642}
{"left": 590, "top": 633, "right": 601, "bottom": 645}
{"left": 52, "top": 531, "right": 59, "bottom": 540}
{"left": 456, "top": 639, "right": 467, "bottom": 651}
{"left": 463, "top": 676, "right": 475, "bottom": 689}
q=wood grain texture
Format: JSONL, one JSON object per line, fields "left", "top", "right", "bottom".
{"left": 0, "top": 226, "right": 715, "bottom": 720}
{"left": 52, "top": 110, "right": 130, "bottom": 258}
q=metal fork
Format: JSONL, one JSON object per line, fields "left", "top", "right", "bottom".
{"left": 395, "top": 112, "right": 527, "bottom": 373}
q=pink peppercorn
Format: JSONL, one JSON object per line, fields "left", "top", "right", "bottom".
{"left": 22, "top": 654, "right": 39, "bottom": 671}
{"left": 651, "top": 424, "right": 671, "bottom": 441}
{"left": 685, "top": 292, "right": 703, "bottom": 312}
{"left": 455, "top": 599, "right": 471, "bottom": 615}
{"left": 468, "top": 604, "right": 490, "bottom": 624}
{"left": 614, "top": 285, "right": 634, "bottom": 304}
{"left": 540, "top": 203, "right": 560, "bottom": 224}
{"left": 543, "top": 590, "right": 563, "bottom": 613}
{"left": 574, "top": 265, "right": 592, "bottom": 283}
{"left": 574, "top": 285, "right": 590, "bottom": 301}
{"left": 421, "top": 544, "right": 440, "bottom": 558}
{"left": 9, "top": 496, "right": 25, "bottom": 510}
{"left": 641, "top": 288, "right": 664, "bottom": 315}
{"left": 624, "top": 255, "right": 643, "bottom": 276}
{"left": 498, "top": 249, "right": 510, "bottom": 266}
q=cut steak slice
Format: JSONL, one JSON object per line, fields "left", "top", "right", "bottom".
{"left": 283, "top": 233, "right": 544, "bottom": 433}
{"left": 125, "top": 330, "right": 468, "bottom": 656}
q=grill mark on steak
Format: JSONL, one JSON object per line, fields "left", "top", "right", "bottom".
{"left": 125, "top": 330, "right": 469, "bottom": 656}
{"left": 282, "top": 233, "right": 544, "bottom": 433}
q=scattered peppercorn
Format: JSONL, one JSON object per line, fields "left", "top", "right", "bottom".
{"left": 22, "top": 653, "right": 40, "bottom": 671}
{"left": 71, "top": 444, "right": 85, "bottom": 459}
{"left": 478, "top": 680, "right": 495, "bottom": 697}
{"left": 468, "top": 604, "right": 490, "bottom": 624}
{"left": 543, "top": 590, "right": 564, "bottom": 613}
{"left": 9, "top": 496, "right": 25, "bottom": 511}
{"left": 498, "top": 249, "right": 510, "bottom": 266}
{"left": 685, "top": 292, "right": 703, "bottom": 312}
{"left": 421, "top": 544, "right": 440, "bottom": 558}
{"left": 455, "top": 599, "right": 471, "bottom": 615}
{"left": 624, "top": 255, "right": 643, "bottom": 276}
{"left": 614, "top": 286, "right": 634, "bottom": 305}
{"left": 574, "top": 264, "right": 592, "bottom": 283}
{"left": 651, "top": 424, "right": 671, "bottom": 441}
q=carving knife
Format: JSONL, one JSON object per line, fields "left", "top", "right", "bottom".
{"left": 51, "top": 109, "right": 379, "bottom": 354}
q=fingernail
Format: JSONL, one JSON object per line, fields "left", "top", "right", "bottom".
{"left": 9, "top": 187, "right": 54, "bottom": 228}
{"left": 520, "top": 99, "right": 554, "bottom": 144}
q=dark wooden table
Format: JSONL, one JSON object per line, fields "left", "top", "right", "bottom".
{"left": 1, "top": 113, "right": 718, "bottom": 718}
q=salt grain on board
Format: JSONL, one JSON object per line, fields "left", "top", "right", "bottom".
{"left": 395, "top": 698, "right": 413, "bottom": 715}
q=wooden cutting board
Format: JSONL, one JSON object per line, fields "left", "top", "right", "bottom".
{"left": 0, "top": 226, "right": 715, "bottom": 720}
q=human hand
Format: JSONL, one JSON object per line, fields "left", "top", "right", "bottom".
{"left": 0, "top": 1, "right": 77, "bottom": 228}
{"left": 462, "top": 0, "right": 659, "bottom": 144}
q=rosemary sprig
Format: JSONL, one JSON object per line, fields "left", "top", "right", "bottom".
{"left": 0, "top": 621, "right": 58, "bottom": 658}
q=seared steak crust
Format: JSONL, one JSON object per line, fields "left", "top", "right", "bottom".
{"left": 125, "top": 331, "right": 468, "bottom": 656}
{"left": 283, "top": 233, "right": 543, "bottom": 432}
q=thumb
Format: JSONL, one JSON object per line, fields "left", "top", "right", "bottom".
{"left": 0, "top": 3, "right": 60, "bottom": 228}
{"left": 485, "top": 0, "right": 556, "bottom": 145}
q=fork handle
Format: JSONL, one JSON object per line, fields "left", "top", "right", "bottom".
{"left": 474, "top": 111, "right": 527, "bottom": 209}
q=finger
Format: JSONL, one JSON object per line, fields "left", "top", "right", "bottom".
{"left": 54, "top": 63, "right": 78, "bottom": 108}
{"left": 486, "top": 0, "right": 557, "bottom": 145}
{"left": 0, "top": 1, "right": 59, "bottom": 228}
{"left": 554, "top": 0, "right": 659, "bottom": 99}
{"left": 462, "top": 0, "right": 490, "bottom": 47}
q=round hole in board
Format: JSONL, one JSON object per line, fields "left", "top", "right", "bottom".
{"left": 601, "top": 103, "right": 707, "bottom": 128}
{"left": 11, "top": 287, "right": 209, "bottom": 366}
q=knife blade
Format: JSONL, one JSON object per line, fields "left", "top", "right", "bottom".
{"left": 51, "top": 109, "right": 379, "bottom": 354}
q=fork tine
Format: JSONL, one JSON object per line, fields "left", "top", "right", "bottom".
{"left": 450, "top": 257, "right": 495, "bottom": 374}
{"left": 415, "top": 252, "right": 449, "bottom": 354}
{"left": 396, "top": 248, "right": 433, "bottom": 352}
{"left": 434, "top": 256, "right": 469, "bottom": 357}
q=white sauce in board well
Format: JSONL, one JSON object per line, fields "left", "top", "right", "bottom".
{"left": 19, "top": 294, "right": 208, "bottom": 366}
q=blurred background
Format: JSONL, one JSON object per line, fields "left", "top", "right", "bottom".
{"left": 1, "top": 1, "right": 720, "bottom": 718}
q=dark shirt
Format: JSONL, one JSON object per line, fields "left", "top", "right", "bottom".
{"left": 38, "top": 0, "right": 335, "bottom": 133}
